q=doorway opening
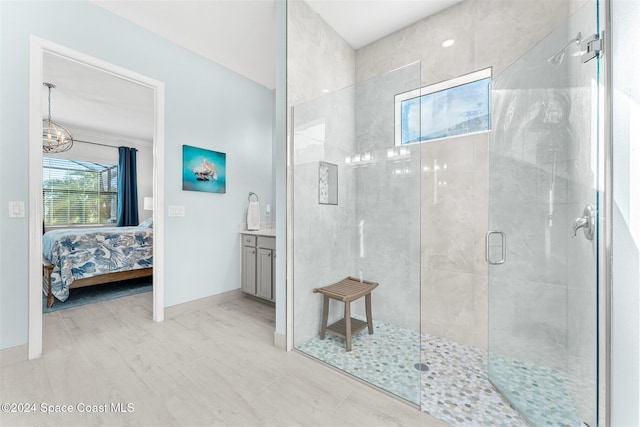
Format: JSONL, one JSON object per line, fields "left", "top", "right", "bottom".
{"left": 28, "top": 36, "right": 166, "bottom": 359}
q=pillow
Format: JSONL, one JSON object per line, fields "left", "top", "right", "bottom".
{"left": 139, "top": 217, "right": 153, "bottom": 228}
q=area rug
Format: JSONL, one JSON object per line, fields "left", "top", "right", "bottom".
{"left": 43, "top": 277, "right": 152, "bottom": 313}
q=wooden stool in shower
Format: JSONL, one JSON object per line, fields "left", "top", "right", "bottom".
{"left": 313, "top": 276, "right": 378, "bottom": 351}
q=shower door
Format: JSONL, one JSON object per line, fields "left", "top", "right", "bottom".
{"left": 487, "top": 1, "right": 601, "bottom": 426}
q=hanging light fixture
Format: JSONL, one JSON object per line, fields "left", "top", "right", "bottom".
{"left": 42, "top": 82, "right": 73, "bottom": 153}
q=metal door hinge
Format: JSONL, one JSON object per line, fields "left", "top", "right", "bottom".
{"left": 582, "top": 32, "right": 603, "bottom": 63}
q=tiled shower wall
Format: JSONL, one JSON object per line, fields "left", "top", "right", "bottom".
{"left": 351, "top": 65, "right": 422, "bottom": 332}
{"left": 288, "top": 0, "right": 357, "bottom": 345}
{"left": 355, "top": 1, "right": 585, "bottom": 87}
{"left": 354, "top": 0, "right": 584, "bottom": 351}
{"left": 289, "top": 0, "right": 586, "bottom": 348}
{"left": 291, "top": 88, "right": 358, "bottom": 345}
{"left": 420, "top": 134, "right": 489, "bottom": 350}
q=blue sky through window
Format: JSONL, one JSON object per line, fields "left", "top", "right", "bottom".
{"left": 400, "top": 77, "right": 490, "bottom": 144}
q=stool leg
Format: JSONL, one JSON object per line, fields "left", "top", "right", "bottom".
{"left": 365, "top": 293, "right": 373, "bottom": 334}
{"left": 345, "top": 301, "right": 352, "bottom": 352}
{"left": 320, "top": 295, "right": 329, "bottom": 340}
{"left": 44, "top": 266, "right": 54, "bottom": 308}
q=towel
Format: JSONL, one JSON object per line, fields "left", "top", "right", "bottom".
{"left": 247, "top": 201, "right": 260, "bottom": 231}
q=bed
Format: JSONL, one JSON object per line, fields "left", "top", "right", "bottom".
{"left": 42, "top": 223, "right": 153, "bottom": 307}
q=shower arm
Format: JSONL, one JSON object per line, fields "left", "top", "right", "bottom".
{"left": 562, "top": 32, "right": 582, "bottom": 52}
{"left": 547, "top": 32, "right": 582, "bottom": 64}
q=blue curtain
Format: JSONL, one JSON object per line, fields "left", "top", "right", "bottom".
{"left": 116, "top": 146, "right": 139, "bottom": 226}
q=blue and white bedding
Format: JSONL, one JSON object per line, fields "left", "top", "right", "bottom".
{"left": 43, "top": 226, "right": 153, "bottom": 302}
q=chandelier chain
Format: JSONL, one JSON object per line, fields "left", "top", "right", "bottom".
{"left": 47, "top": 85, "right": 52, "bottom": 121}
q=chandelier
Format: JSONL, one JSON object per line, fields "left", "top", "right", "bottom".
{"left": 42, "top": 82, "right": 73, "bottom": 153}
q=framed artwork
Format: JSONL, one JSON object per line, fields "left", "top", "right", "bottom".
{"left": 318, "top": 161, "right": 338, "bottom": 205}
{"left": 182, "top": 145, "right": 226, "bottom": 193}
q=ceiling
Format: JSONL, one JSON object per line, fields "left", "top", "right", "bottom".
{"left": 46, "top": 0, "right": 462, "bottom": 143}
{"left": 92, "top": 0, "right": 277, "bottom": 90}
{"left": 91, "top": 0, "right": 462, "bottom": 90}
{"left": 43, "top": 52, "right": 155, "bottom": 143}
{"left": 305, "top": 0, "right": 461, "bottom": 50}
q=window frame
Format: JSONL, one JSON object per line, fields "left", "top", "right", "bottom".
{"left": 394, "top": 67, "right": 492, "bottom": 146}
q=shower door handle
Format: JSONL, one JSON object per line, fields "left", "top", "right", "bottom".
{"left": 485, "top": 231, "right": 506, "bottom": 265}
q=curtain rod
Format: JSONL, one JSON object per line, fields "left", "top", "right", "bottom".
{"left": 74, "top": 139, "right": 137, "bottom": 149}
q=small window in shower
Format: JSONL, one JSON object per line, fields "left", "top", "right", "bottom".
{"left": 395, "top": 68, "right": 491, "bottom": 145}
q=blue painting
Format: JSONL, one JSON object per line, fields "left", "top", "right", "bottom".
{"left": 400, "top": 77, "right": 490, "bottom": 144}
{"left": 182, "top": 145, "right": 226, "bottom": 193}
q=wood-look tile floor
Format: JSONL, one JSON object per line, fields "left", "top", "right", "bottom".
{"left": 0, "top": 293, "right": 447, "bottom": 427}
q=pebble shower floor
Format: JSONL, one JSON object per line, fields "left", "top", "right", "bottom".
{"left": 295, "top": 317, "right": 577, "bottom": 426}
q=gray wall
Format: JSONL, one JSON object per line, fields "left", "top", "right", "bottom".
{"left": 0, "top": 0, "right": 274, "bottom": 350}
{"left": 287, "top": 0, "right": 356, "bottom": 345}
{"left": 352, "top": 64, "right": 422, "bottom": 331}
{"left": 356, "top": 0, "right": 583, "bottom": 87}
{"left": 292, "top": 88, "right": 358, "bottom": 345}
{"left": 420, "top": 133, "right": 489, "bottom": 348}
{"left": 286, "top": 0, "right": 355, "bottom": 108}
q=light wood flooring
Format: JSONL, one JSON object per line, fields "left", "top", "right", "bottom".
{"left": 0, "top": 292, "right": 447, "bottom": 427}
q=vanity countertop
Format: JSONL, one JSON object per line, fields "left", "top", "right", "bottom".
{"left": 240, "top": 228, "right": 276, "bottom": 237}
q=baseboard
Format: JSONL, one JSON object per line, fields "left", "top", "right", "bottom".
{"left": 0, "top": 343, "right": 28, "bottom": 367}
{"left": 273, "top": 331, "right": 286, "bottom": 350}
{"left": 165, "top": 289, "right": 242, "bottom": 319}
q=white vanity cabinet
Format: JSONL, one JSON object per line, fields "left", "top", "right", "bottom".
{"left": 241, "top": 233, "right": 275, "bottom": 302}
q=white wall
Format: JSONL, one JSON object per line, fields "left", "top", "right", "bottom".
{"left": 274, "top": 0, "right": 287, "bottom": 341}
{"left": 0, "top": 0, "right": 274, "bottom": 350}
{"left": 611, "top": 0, "right": 640, "bottom": 424}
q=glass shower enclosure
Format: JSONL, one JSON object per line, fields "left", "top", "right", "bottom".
{"left": 289, "top": 0, "right": 604, "bottom": 424}
{"left": 487, "top": 0, "right": 602, "bottom": 425}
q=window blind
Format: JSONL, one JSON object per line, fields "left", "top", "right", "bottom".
{"left": 43, "top": 157, "right": 118, "bottom": 226}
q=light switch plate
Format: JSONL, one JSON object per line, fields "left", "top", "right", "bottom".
{"left": 8, "top": 201, "right": 25, "bottom": 218}
{"left": 168, "top": 205, "right": 185, "bottom": 217}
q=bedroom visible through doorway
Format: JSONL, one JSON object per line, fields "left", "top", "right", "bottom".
{"left": 41, "top": 53, "right": 154, "bottom": 310}
{"left": 28, "top": 36, "right": 166, "bottom": 360}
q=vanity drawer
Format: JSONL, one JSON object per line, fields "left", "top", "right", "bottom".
{"left": 257, "top": 236, "right": 275, "bottom": 250}
{"left": 242, "top": 234, "right": 257, "bottom": 247}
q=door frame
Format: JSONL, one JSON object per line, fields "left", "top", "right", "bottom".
{"left": 28, "top": 36, "right": 166, "bottom": 360}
